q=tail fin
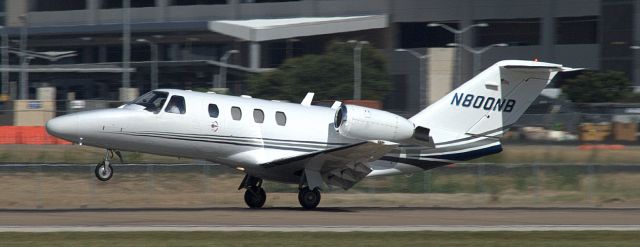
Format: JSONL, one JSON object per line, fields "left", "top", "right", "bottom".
{"left": 410, "top": 60, "right": 570, "bottom": 143}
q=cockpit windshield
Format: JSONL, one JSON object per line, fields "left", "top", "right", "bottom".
{"left": 130, "top": 91, "right": 169, "bottom": 113}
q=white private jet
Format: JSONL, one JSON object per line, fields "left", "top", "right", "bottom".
{"left": 46, "top": 60, "right": 575, "bottom": 209}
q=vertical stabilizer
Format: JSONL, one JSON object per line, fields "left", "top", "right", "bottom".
{"left": 410, "top": 60, "right": 567, "bottom": 144}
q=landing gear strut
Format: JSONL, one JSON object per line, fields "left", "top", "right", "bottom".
{"left": 239, "top": 175, "right": 266, "bottom": 209}
{"left": 95, "top": 149, "right": 122, "bottom": 181}
{"left": 297, "top": 169, "right": 322, "bottom": 209}
{"left": 298, "top": 187, "right": 321, "bottom": 209}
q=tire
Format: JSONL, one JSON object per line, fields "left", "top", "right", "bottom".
{"left": 298, "top": 187, "right": 321, "bottom": 209}
{"left": 94, "top": 162, "right": 113, "bottom": 181}
{"left": 244, "top": 187, "right": 266, "bottom": 209}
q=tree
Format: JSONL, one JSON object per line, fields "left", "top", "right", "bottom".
{"left": 247, "top": 42, "right": 391, "bottom": 101}
{"left": 562, "top": 71, "right": 632, "bottom": 103}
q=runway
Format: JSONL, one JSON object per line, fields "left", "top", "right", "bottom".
{"left": 1, "top": 207, "right": 639, "bottom": 232}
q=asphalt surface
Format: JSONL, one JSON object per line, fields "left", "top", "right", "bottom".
{"left": 1, "top": 207, "right": 639, "bottom": 232}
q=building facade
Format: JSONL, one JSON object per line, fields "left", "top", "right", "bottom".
{"left": 0, "top": 0, "right": 637, "bottom": 115}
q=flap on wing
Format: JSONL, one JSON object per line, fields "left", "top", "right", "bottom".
{"left": 323, "top": 140, "right": 398, "bottom": 164}
{"left": 260, "top": 141, "right": 397, "bottom": 189}
{"left": 261, "top": 140, "right": 396, "bottom": 168}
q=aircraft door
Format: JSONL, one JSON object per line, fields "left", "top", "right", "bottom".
{"left": 201, "top": 102, "right": 227, "bottom": 135}
{"left": 194, "top": 102, "right": 228, "bottom": 155}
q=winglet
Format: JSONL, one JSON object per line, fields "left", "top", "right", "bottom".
{"left": 301, "top": 92, "right": 315, "bottom": 106}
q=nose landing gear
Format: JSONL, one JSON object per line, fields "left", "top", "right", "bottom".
{"left": 95, "top": 149, "right": 122, "bottom": 181}
{"left": 95, "top": 160, "right": 113, "bottom": 181}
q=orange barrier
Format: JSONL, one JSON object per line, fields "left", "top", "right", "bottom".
{"left": 0, "top": 126, "right": 71, "bottom": 145}
{"left": 578, "top": 144, "right": 626, "bottom": 151}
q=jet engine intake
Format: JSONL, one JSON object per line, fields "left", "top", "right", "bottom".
{"left": 334, "top": 105, "right": 415, "bottom": 142}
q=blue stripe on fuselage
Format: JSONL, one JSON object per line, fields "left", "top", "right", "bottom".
{"left": 422, "top": 144, "right": 503, "bottom": 161}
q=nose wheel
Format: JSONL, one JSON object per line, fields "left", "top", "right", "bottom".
{"left": 95, "top": 161, "right": 113, "bottom": 181}
{"left": 94, "top": 149, "right": 122, "bottom": 181}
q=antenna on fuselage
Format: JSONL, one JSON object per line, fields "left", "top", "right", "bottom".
{"left": 301, "top": 92, "right": 315, "bottom": 106}
{"left": 331, "top": 101, "right": 342, "bottom": 109}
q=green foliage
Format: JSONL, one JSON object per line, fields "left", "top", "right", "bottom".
{"left": 562, "top": 71, "right": 632, "bottom": 103}
{"left": 247, "top": 42, "right": 391, "bottom": 101}
{"left": 620, "top": 92, "right": 640, "bottom": 103}
{"left": 190, "top": 87, "right": 211, "bottom": 93}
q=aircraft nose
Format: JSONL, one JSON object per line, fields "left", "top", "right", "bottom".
{"left": 45, "top": 114, "right": 79, "bottom": 141}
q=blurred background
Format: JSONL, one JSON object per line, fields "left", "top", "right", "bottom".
{"left": 0, "top": 0, "right": 640, "bottom": 209}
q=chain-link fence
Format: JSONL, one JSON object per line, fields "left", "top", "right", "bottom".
{"left": 1, "top": 162, "right": 639, "bottom": 209}
{"left": 1, "top": 99, "right": 640, "bottom": 209}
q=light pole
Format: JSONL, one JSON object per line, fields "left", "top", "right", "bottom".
{"left": 633, "top": 46, "right": 640, "bottom": 91}
{"left": 286, "top": 38, "right": 300, "bottom": 59}
{"left": 19, "top": 14, "right": 29, "bottom": 99}
{"left": 428, "top": 23, "right": 488, "bottom": 84}
{"left": 0, "top": 26, "right": 7, "bottom": 98}
{"left": 137, "top": 39, "right": 159, "bottom": 90}
{"left": 348, "top": 40, "right": 369, "bottom": 100}
{"left": 447, "top": 43, "right": 508, "bottom": 75}
{"left": 21, "top": 56, "right": 33, "bottom": 98}
{"left": 216, "top": 50, "right": 239, "bottom": 89}
{"left": 122, "top": 0, "right": 131, "bottom": 89}
{"left": 395, "top": 48, "right": 430, "bottom": 108}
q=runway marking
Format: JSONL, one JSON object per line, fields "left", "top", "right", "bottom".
{"left": 1, "top": 225, "right": 640, "bottom": 232}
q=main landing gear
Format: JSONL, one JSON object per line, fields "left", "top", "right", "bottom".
{"left": 238, "top": 174, "right": 323, "bottom": 209}
{"left": 95, "top": 149, "right": 122, "bottom": 181}
{"left": 298, "top": 187, "right": 321, "bottom": 210}
{"left": 239, "top": 175, "right": 266, "bottom": 209}
{"left": 297, "top": 169, "right": 322, "bottom": 209}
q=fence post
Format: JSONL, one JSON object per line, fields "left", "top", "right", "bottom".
{"left": 586, "top": 164, "right": 595, "bottom": 203}
{"left": 146, "top": 164, "right": 154, "bottom": 206}
{"left": 89, "top": 164, "right": 96, "bottom": 208}
{"left": 476, "top": 164, "right": 485, "bottom": 196}
{"left": 533, "top": 163, "right": 540, "bottom": 203}
{"left": 35, "top": 165, "right": 43, "bottom": 209}
{"left": 422, "top": 170, "right": 427, "bottom": 193}
{"left": 203, "top": 164, "right": 211, "bottom": 206}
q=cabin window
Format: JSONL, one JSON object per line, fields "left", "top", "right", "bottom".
{"left": 165, "top": 95, "right": 186, "bottom": 114}
{"left": 231, "top": 106, "right": 242, "bottom": 120}
{"left": 131, "top": 91, "right": 168, "bottom": 113}
{"left": 275, "top": 111, "right": 287, "bottom": 126}
{"left": 208, "top": 104, "right": 219, "bottom": 118}
{"left": 253, "top": 109, "right": 265, "bottom": 123}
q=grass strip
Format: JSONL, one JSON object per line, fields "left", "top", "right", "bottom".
{"left": 1, "top": 231, "right": 639, "bottom": 247}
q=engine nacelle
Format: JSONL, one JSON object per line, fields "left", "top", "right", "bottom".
{"left": 334, "top": 104, "right": 415, "bottom": 142}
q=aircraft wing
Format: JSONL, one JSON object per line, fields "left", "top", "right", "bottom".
{"left": 260, "top": 140, "right": 398, "bottom": 190}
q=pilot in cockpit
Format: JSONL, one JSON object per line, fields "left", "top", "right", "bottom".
{"left": 166, "top": 101, "right": 179, "bottom": 114}
{"left": 165, "top": 96, "right": 184, "bottom": 114}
